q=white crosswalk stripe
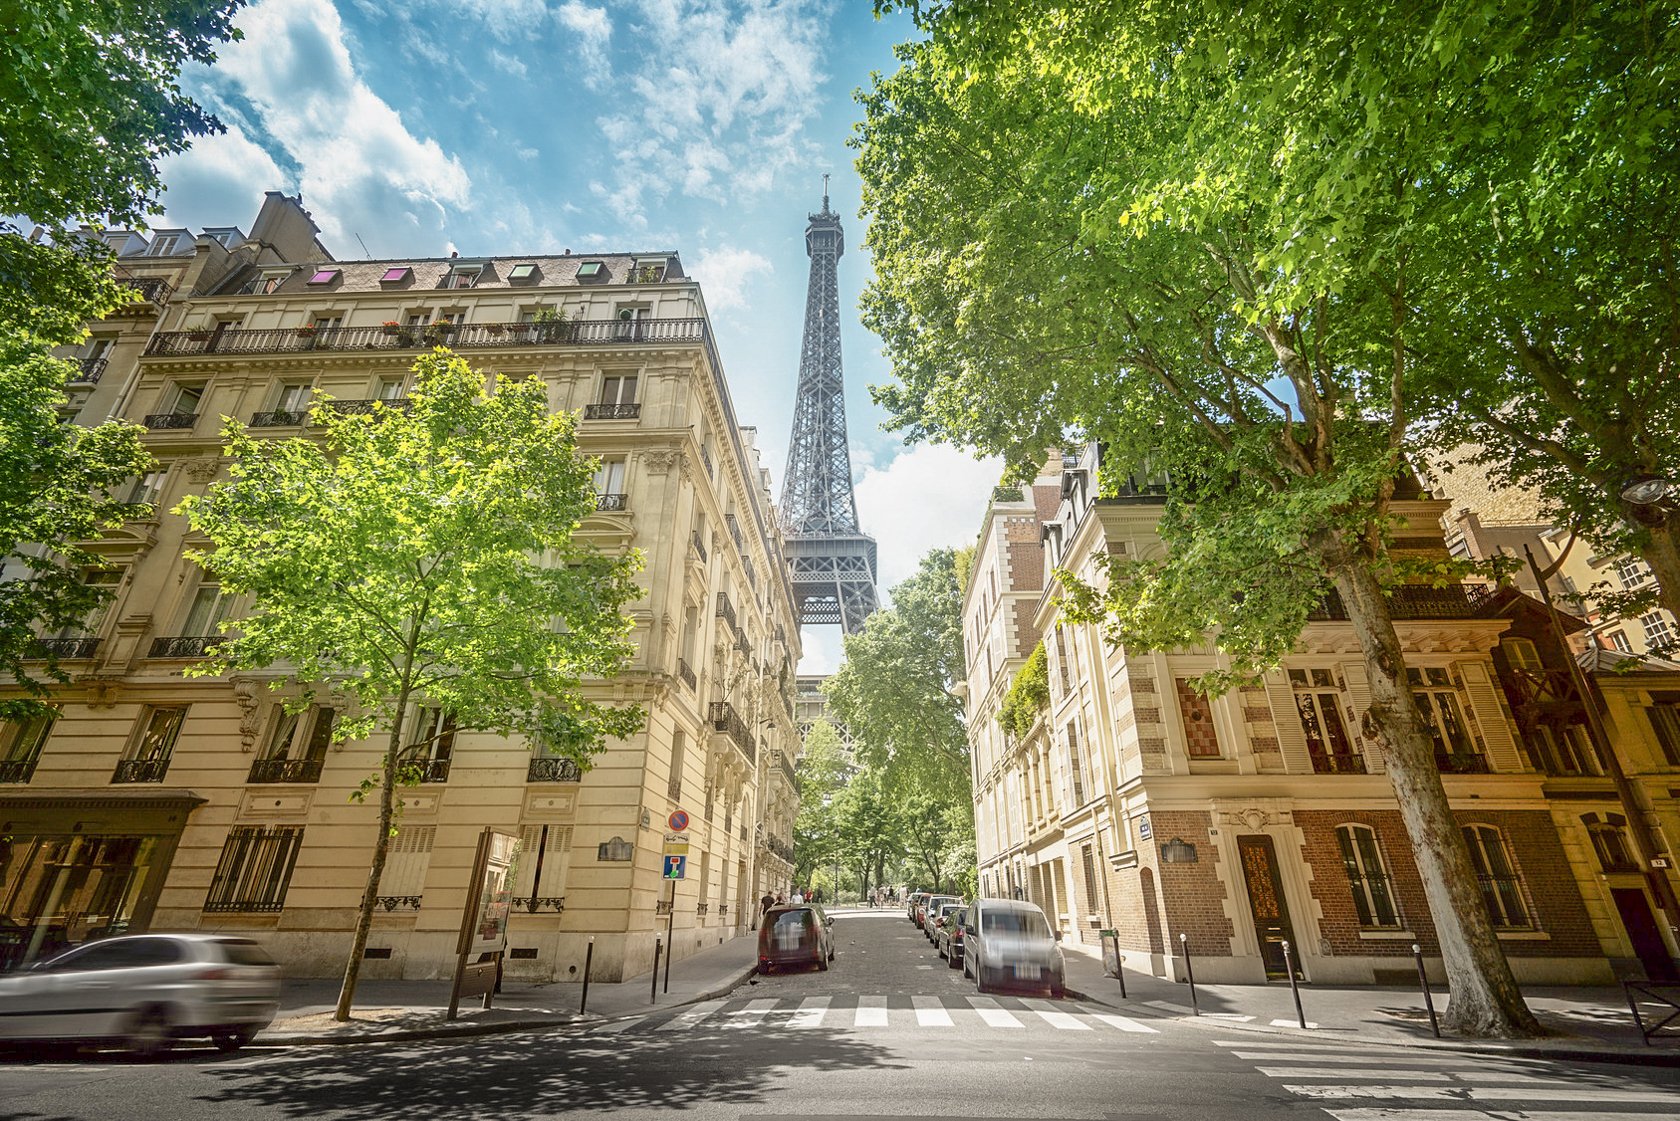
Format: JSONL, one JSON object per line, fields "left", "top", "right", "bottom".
{"left": 1222, "top": 1037, "right": 1680, "bottom": 1120}
{"left": 595, "top": 1015, "right": 647, "bottom": 1033}
{"left": 656, "top": 998, "right": 726, "bottom": 1031}
{"left": 1078, "top": 1006, "right": 1159, "bottom": 1034}
{"left": 787, "top": 996, "right": 830, "bottom": 1029}
{"left": 1021, "top": 997, "right": 1092, "bottom": 1030}
{"left": 967, "top": 995, "right": 1023, "bottom": 1028}
{"left": 720, "top": 997, "right": 779, "bottom": 1028}
{"left": 854, "top": 995, "right": 889, "bottom": 1027}
{"left": 913, "top": 994, "right": 953, "bottom": 1026}
{"left": 630, "top": 994, "right": 1170, "bottom": 1035}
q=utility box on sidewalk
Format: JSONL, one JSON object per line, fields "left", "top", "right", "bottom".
{"left": 1099, "top": 930, "right": 1121, "bottom": 978}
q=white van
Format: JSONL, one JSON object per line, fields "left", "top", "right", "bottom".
{"left": 962, "top": 898, "right": 1065, "bottom": 997}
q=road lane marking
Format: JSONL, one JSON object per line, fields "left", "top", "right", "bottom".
{"left": 913, "top": 995, "right": 953, "bottom": 1026}
{"left": 656, "top": 998, "right": 726, "bottom": 1031}
{"left": 1077, "top": 1007, "right": 1159, "bottom": 1034}
{"left": 1215, "top": 1040, "right": 1425, "bottom": 1054}
{"left": 1284, "top": 1086, "right": 1677, "bottom": 1104}
{"left": 1269, "top": 1018, "right": 1319, "bottom": 1028}
{"left": 720, "top": 998, "right": 778, "bottom": 1028}
{"left": 855, "top": 995, "right": 889, "bottom": 1027}
{"left": 1259, "top": 1069, "right": 1452, "bottom": 1081}
{"left": 1145, "top": 999, "right": 1198, "bottom": 1015}
{"left": 1021, "top": 998, "right": 1092, "bottom": 1030}
{"left": 1227, "top": 1051, "right": 1531, "bottom": 1067}
{"left": 1327, "top": 1111, "right": 1666, "bottom": 1121}
{"left": 967, "top": 996, "right": 1023, "bottom": 1028}
{"left": 787, "top": 996, "right": 830, "bottom": 1029}
{"left": 595, "top": 1016, "right": 646, "bottom": 1033}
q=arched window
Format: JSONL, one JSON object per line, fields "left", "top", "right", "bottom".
{"left": 1462, "top": 824, "right": 1532, "bottom": 930}
{"left": 1582, "top": 813, "right": 1639, "bottom": 874}
{"left": 1335, "top": 824, "right": 1400, "bottom": 928}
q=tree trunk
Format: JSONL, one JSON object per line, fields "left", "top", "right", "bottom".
{"left": 1329, "top": 556, "right": 1541, "bottom": 1038}
{"left": 1637, "top": 518, "right": 1680, "bottom": 630}
{"left": 334, "top": 690, "right": 412, "bottom": 1022}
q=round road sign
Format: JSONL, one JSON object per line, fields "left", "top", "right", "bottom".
{"left": 668, "top": 809, "right": 689, "bottom": 832}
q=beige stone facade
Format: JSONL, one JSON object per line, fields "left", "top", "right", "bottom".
{"left": 1, "top": 194, "right": 802, "bottom": 983}
{"left": 966, "top": 444, "right": 1680, "bottom": 987}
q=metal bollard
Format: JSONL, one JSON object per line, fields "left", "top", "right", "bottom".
{"left": 1281, "top": 940, "right": 1307, "bottom": 1029}
{"left": 1412, "top": 943, "right": 1440, "bottom": 1038}
{"left": 1117, "top": 955, "right": 1127, "bottom": 1000}
{"left": 1180, "top": 932, "right": 1199, "bottom": 1015}
{"left": 651, "top": 938, "right": 662, "bottom": 1004}
{"left": 580, "top": 936, "right": 595, "bottom": 1015}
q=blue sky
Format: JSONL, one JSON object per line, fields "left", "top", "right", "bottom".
{"left": 155, "top": 0, "right": 1003, "bottom": 672}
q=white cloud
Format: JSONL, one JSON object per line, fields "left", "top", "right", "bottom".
{"left": 557, "top": 2, "right": 614, "bottom": 89}
{"left": 855, "top": 444, "right": 1003, "bottom": 593}
{"left": 489, "top": 48, "right": 529, "bottom": 78}
{"left": 157, "top": 124, "right": 287, "bottom": 227}
{"left": 688, "top": 245, "right": 772, "bottom": 311}
{"left": 797, "top": 626, "right": 844, "bottom": 676}
{"left": 193, "top": 0, "right": 471, "bottom": 254}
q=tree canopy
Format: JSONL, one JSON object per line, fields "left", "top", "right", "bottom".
{"left": 178, "top": 351, "right": 643, "bottom": 1017}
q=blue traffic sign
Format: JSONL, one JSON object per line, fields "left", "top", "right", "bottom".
{"left": 663, "top": 855, "right": 687, "bottom": 880}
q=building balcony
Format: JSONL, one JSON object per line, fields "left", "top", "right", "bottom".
{"left": 409, "top": 758, "right": 451, "bottom": 784}
{"left": 716, "top": 591, "right": 736, "bottom": 630}
{"left": 247, "top": 757, "right": 324, "bottom": 784}
{"left": 708, "top": 701, "right": 757, "bottom": 767}
{"left": 26, "top": 636, "right": 100, "bottom": 660}
{"left": 113, "top": 757, "right": 170, "bottom": 783}
{"left": 699, "top": 444, "right": 714, "bottom": 477}
{"left": 584, "top": 403, "right": 640, "bottom": 421}
{"left": 375, "top": 896, "right": 423, "bottom": 912}
{"left": 527, "top": 756, "right": 582, "bottom": 783}
{"left": 676, "top": 658, "right": 697, "bottom": 692}
{"left": 122, "top": 276, "right": 173, "bottom": 305}
{"left": 1308, "top": 584, "right": 1494, "bottom": 622}
{"left": 766, "top": 834, "right": 794, "bottom": 864}
{"left": 692, "top": 531, "right": 708, "bottom": 562}
{"left": 328, "top": 397, "right": 410, "bottom": 415}
{"left": 1310, "top": 751, "right": 1368, "bottom": 775}
{"left": 148, "top": 635, "right": 226, "bottom": 659}
{"left": 72, "top": 356, "right": 107, "bottom": 384}
{"left": 251, "top": 409, "right": 308, "bottom": 428}
{"left": 725, "top": 513, "right": 744, "bottom": 553}
{"left": 595, "top": 492, "right": 629, "bottom": 513}
{"left": 144, "top": 412, "right": 199, "bottom": 431}
{"left": 773, "top": 749, "right": 800, "bottom": 794}
{"left": 512, "top": 895, "right": 565, "bottom": 913}
{"left": 0, "top": 758, "right": 40, "bottom": 784}
{"left": 1437, "top": 751, "right": 1491, "bottom": 775}
{"left": 144, "top": 317, "right": 709, "bottom": 358}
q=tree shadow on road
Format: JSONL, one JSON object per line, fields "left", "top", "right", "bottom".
{"left": 194, "top": 1025, "right": 903, "bottom": 1118}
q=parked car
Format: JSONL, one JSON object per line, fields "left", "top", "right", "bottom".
{"left": 928, "top": 901, "right": 964, "bottom": 946}
{"left": 757, "top": 905, "right": 835, "bottom": 973}
{"left": 906, "top": 892, "right": 929, "bottom": 924}
{"left": 918, "top": 895, "right": 960, "bottom": 934}
{"left": 936, "top": 906, "right": 968, "bottom": 967}
{"left": 963, "top": 898, "right": 1065, "bottom": 997}
{"left": 0, "top": 933, "right": 281, "bottom": 1055}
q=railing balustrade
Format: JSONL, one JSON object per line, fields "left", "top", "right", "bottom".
{"left": 247, "top": 757, "right": 324, "bottom": 784}
{"left": 584, "top": 403, "right": 641, "bottom": 420}
{"left": 73, "top": 356, "right": 107, "bottom": 384}
{"left": 527, "top": 756, "right": 583, "bottom": 783}
{"left": 29, "top": 636, "right": 100, "bottom": 659}
{"left": 708, "top": 701, "right": 756, "bottom": 766}
{"left": 376, "top": 896, "right": 423, "bottom": 912}
{"left": 1438, "top": 752, "right": 1491, "bottom": 775}
{"left": 251, "top": 409, "right": 308, "bottom": 428}
{"left": 596, "top": 493, "right": 629, "bottom": 512}
{"left": 113, "top": 757, "right": 171, "bottom": 783}
{"left": 0, "top": 759, "right": 40, "bottom": 784}
{"left": 328, "top": 398, "right": 410, "bottom": 414}
{"left": 144, "top": 412, "right": 198, "bottom": 430}
{"left": 1310, "top": 752, "right": 1368, "bottom": 775}
{"left": 145, "top": 318, "right": 709, "bottom": 358}
{"left": 1309, "top": 584, "right": 1493, "bottom": 622}
{"left": 677, "top": 658, "right": 697, "bottom": 691}
{"left": 123, "top": 277, "right": 173, "bottom": 304}
{"left": 716, "top": 591, "right": 736, "bottom": 630}
{"left": 148, "top": 635, "right": 225, "bottom": 659}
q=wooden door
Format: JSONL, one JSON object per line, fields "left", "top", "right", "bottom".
{"left": 1237, "top": 834, "right": 1301, "bottom": 980}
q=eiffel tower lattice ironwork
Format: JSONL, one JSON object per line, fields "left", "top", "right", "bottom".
{"left": 779, "top": 182, "right": 879, "bottom": 633}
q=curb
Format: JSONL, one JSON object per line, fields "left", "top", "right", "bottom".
{"left": 255, "top": 962, "right": 760, "bottom": 1049}
{"left": 1063, "top": 975, "right": 1680, "bottom": 1067}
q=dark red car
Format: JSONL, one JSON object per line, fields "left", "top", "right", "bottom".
{"left": 756, "top": 905, "right": 835, "bottom": 973}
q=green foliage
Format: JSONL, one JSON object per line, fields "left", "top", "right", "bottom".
{"left": 177, "top": 350, "right": 645, "bottom": 759}
{"left": 824, "top": 547, "right": 969, "bottom": 796}
{"left": 996, "top": 641, "right": 1047, "bottom": 742}
{"left": 792, "top": 720, "right": 850, "bottom": 884}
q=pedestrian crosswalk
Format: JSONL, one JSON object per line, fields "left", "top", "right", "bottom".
{"left": 1218, "top": 1038, "right": 1680, "bottom": 1119}
{"left": 599, "top": 994, "right": 1161, "bottom": 1036}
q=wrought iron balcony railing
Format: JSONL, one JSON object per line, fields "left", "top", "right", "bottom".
{"left": 676, "top": 658, "right": 697, "bottom": 692}
{"left": 716, "top": 591, "right": 736, "bottom": 630}
{"left": 596, "top": 492, "right": 628, "bottom": 512}
{"left": 407, "top": 758, "right": 451, "bottom": 783}
{"left": 145, "top": 318, "right": 710, "bottom": 358}
{"left": 584, "top": 403, "right": 640, "bottom": 420}
{"left": 691, "top": 531, "right": 708, "bottom": 562}
{"left": 1438, "top": 752, "right": 1492, "bottom": 775}
{"left": 766, "top": 834, "right": 794, "bottom": 863}
{"left": 328, "top": 398, "right": 410, "bottom": 414}
{"left": 149, "top": 635, "right": 226, "bottom": 659}
{"left": 251, "top": 409, "right": 308, "bottom": 427}
{"left": 123, "top": 276, "right": 173, "bottom": 305}
{"left": 1310, "top": 752, "right": 1368, "bottom": 775}
{"left": 774, "top": 749, "right": 799, "bottom": 793}
{"left": 28, "top": 636, "right": 100, "bottom": 659}
{"left": 0, "top": 758, "right": 40, "bottom": 784}
{"left": 113, "top": 757, "right": 171, "bottom": 783}
{"left": 144, "top": 412, "right": 199, "bottom": 430}
{"left": 527, "top": 756, "right": 582, "bottom": 783}
{"left": 512, "top": 896, "right": 565, "bottom": 912}
{"left": 72, "top": 356, "right": 108, "bottom": 384}
{"left": 708, "top": 701, "right": 756, "bottom": 766}
{"left": 725, "top": 513, "right": 744, "bottom": 553}
{"left": 376, "top": 895, "right": 423, "bottom": 912}
{"left": 247, "top": 757, "right": 324, "bottom": 784}
{"left": 1308, "top": 583, "right": 1494, "bottom": 621}
{"left": 699, "top": 443, "right": 714, "bottom": 477}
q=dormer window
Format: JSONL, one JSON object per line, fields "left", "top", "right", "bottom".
{"left": 148, "top": 233, "right": 183, "bottom": 256}
{"left": 243, "top": 268, "right": 292, "bottom": 295}
{"left": 508, "top": 263, "right": 538, "bottom": 282}
{"left": 630, "top": 258, "right": 667, "bottom": 283}
{"left": 442, "top": 264, "right": 482, "bottom": 290}
{"left": 307, "top": 268, "right": 340, "bottom": 286}
{"left": 380, "top": 266, "right": 412, "bottom": 284}
{"left": 576, "top": 260, "right": 606, "bottom": 280}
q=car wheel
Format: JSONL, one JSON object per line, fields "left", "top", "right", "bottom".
{"left": 211, "top": 1026, "right": 258, "bottom": 1053}
{"left": 1050, "top": 983, "right": 1066, "bottom": 1000}
{"left": 757, "top": 962, "right": 771, "bottom": 975}
{"left": 126, "top": 1006, "right": 175, "bottom": 1059}
{"left": 947, "top": 950, "right": 961, "bottom": 970}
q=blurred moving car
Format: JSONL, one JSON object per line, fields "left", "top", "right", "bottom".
{"left": 0, "top": 933, "right": 281, "bottom": 1055}
{"left": 962, "top": 899, "right": 1065, "bottom": 998}
{"left": 936, "top": 905, "right": 967, "bottom": 968}
{"left": 927, "top": 901, "right": 964, "bottom": 946}
{"left": 917, "top": 895, "right": 960, "bottom": 933}
{"left": 757, "top": 904, "right": 835, "bottom": 973}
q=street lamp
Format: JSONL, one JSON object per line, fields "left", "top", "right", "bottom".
{"left": 1621, "top": 476, "right": 1680, "bottom": 523}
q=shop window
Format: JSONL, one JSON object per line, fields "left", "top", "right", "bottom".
{"left": 1462, "top": 824, "right": 1533, "bottom": 930}
{"left": 204, "top": 826, "right": 304, "bottom": 913}
{"left": 1335, "top": 823, "right": 1401, "bottom": 928}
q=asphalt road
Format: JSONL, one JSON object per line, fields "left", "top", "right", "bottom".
{"left": 5, "top": 909, "right": 1680, "bottom": 1121}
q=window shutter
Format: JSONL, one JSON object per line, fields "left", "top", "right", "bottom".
{"left": 1456, "top": 660, "right": 1524, "bottom": 773}
{"left": 1264, "top": 669, "right": 1315, "bottom": 774}
{"left": 1340, "top": 663, "right": 1383, "bottom": 774}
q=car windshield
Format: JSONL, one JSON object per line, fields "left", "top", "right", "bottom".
{"left": 772, "top": 909, "right": 815, "bottom": 931}
{"left": 981, "top": 909, "right": 1051, "bottom": 938}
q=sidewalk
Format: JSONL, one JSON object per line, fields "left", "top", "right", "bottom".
{"left": 258, "top": 930, "right": 761, "bottom": 1047}
{"left": 1057, "top": 939, "right": 1677, "bottom": 1063}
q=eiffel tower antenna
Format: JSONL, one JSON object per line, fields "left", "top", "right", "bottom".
{"left": 779, "top": 183, "right": 879, "bottom": 633}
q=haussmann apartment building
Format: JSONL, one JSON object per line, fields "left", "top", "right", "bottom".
{"left": 0, "top": 192, "right": 804, "bottom": 984}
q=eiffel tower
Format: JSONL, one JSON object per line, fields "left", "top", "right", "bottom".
{"left": 780, "top": 180, "right": 879, "bottom": 633}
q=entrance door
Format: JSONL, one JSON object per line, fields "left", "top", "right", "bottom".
{"left": 1237, "top": 835, "right": 1300, "bottom": 980}
{"left": 1611, "top": 887, "right": 1678, "bottom": 982}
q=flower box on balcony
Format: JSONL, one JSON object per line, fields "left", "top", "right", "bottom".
{"left": 296, "top": 325, "right": 318, "bottom": 338}
{"left": 187, "top": 331, "right": 211, "bottom": 342}
{"left": 381, "top": 322, "right": 401, "bottom": 336}
{"left": 485, "top": 322, "right": 504, "bottom": 335}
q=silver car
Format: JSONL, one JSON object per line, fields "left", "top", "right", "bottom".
{"left": 0, "top": 933, "right": 281, "bottom": 1055}
{"left": 963, "top": 898, "right": 1065, "bottom": 997}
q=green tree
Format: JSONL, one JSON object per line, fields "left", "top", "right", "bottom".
{"left": 824, "top": 547, "right": 970, "bottom": 798}
{"left": 857, "top": 3, "right": 1552, "bottom": 1036}
{"left": 177, "top": 352, "right": 643, "bottom": 1021}
{"left": 1, "top": 1, "right": 245, "bottom": 711}
{"left": 833, "top": 765, "right": 904, "bottom": 900}
{"left": 792, "top": 720, "right": 850, "bottom": 887}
